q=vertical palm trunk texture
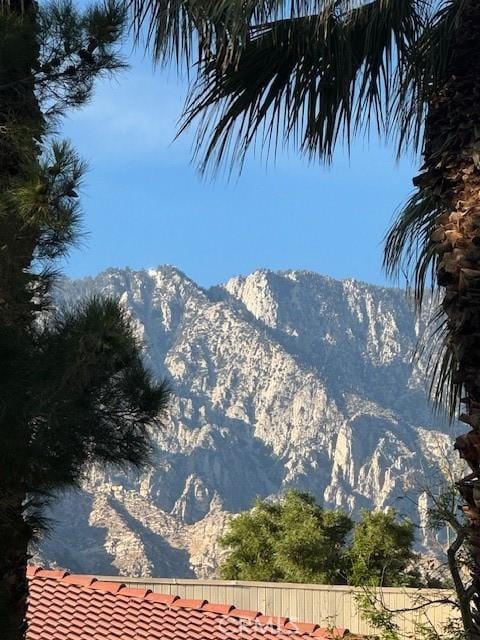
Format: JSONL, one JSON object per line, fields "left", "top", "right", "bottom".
{"left": 0, "top": 3, "right": 42, "bottom": 640}
{"left": 424, "top": 1, "right": 480, "bottom": 636}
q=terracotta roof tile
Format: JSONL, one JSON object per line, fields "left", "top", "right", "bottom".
{"left": 201, "top": 603, "right": 235, "bottom": 615}
{"left": 171, "top": 598, "right": 208, "bottom": 609}
{"left": 258, "top": 615, "right": 291, "bottom": 628}
{"left": 34, "top": 569, "right": 69, "bottom": 580}
{"left": 89, "top": 580, "right": 126, "bottom": 594}
{"left": 312, "top": 629, "right": 349, "bottom": 638}
{"left": 145, "top": 592, "right": 178, "bottom": 604}
{"left": 26, "top": 566, "right": 352, "bottom": 640}
{"left": 287, "top": 621, "right": 319, "bottom": 634}
{"left": 60, "top": 574, "right": 96, "bottom": 587}
{"left": 229, "top": 608, "right": 261, "bottom": 620}
{"left": 119, "top": 587, "right": 152, "bottom": 598}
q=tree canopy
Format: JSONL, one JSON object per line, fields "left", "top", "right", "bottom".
{"left": 348, "top": 509, "right": 420, "bottom": 587}
{"left": 219, "top": 491, "right": 421, "bottom": 587}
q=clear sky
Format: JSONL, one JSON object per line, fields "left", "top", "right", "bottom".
{"left": 61, "top": 44, "right": 418, "bottom": 289}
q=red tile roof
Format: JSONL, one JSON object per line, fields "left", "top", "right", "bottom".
{"left": 27, "top": 567, "right": 349, "bottom": 640}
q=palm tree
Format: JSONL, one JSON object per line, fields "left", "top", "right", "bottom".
{"left": 0, "top": 3, "right": 170, "bottom": 638}
{"left": 132, "top": 0, "right": 480, "bottom": 635}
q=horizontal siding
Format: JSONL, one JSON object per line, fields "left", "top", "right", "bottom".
{"left": 97, "top": 576, "right": 459, "bottom": 636}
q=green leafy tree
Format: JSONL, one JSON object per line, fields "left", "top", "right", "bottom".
{"left": 348, "top": 510, "right": 420, "bottom": 588}
{"left": 219, "top": 493, "right": 421, "bottom": 587}
{"left": 276, "top": 491, "right": 354, "bottom": 584}
{"left": 220, "top": 499, "right": 283, "bottom": 582}
{"left": 220, "top": 491, "right": 353, "bottom": 585}
{"left": 0, "top": 3, "right": 169, "bottom": 639}
{"left": 131, "top": 1, "right": 480, "bottom": 635}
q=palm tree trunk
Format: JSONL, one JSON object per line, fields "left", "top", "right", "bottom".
{"left": 424, "top": 1, "right": 480, "bottom": 636}
{"left": 0, "top": 495, "right": 30, "bottom": 640}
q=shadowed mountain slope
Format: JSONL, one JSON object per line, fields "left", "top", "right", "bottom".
{"left": 37, "top": 267, "right": 455, "bottom": 577}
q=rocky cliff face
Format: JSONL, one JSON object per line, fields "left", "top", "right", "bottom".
{"left": 37, "top": 267, "right": 456, "bottom": 577}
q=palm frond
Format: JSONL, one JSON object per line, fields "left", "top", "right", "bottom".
{"left": 133, "top": 0, "right": 459, "bottom": 171}
{"left": 382, "top": 0, "right": 464, "bottom": 418}
{"left": 415, "top": 304, "right": 461, "bottom": 420}
{"left": 132, "top": 1, "right": 334, "bottom": 68}
{"left": 130, "top": 0, "right": 276, "bottom": 68}
{"left": 394, "top": 0, "right": 464, "bottom": 156}
{"left": 384, "top": 187, "right": 462, "bottom": 417}
{"left": 177, "top": 0, "right": 425, "bottom": 173}
{"left": 383, "top": 186, "right": 444, "bottom": 304}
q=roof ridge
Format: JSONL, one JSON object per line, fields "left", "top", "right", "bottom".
{"left": 27, "top": 566, "right": 349, "bottom": 638}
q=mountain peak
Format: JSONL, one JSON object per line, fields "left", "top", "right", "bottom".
{"left": 147, "top": 264, "right": 192, "bottom": 282}
{"left": 40, "top": 265, "right": 450, "bottom": 578}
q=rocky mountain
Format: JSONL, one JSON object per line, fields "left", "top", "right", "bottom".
{"left": 37, "top": 266, "right": 457, "bottom": 578}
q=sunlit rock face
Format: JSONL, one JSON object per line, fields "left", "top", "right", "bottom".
{"left": 36, "top": 266, "right": 457, "bottom": 577}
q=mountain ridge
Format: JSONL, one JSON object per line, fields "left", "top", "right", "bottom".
{"left": 38, "top": 265, "right": 455, "bottom": 578}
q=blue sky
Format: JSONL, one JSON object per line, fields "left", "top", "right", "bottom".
{"left": 61, "top": 45, "right": 418, "bottom": 289}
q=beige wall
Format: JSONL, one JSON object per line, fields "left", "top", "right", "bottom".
{"left": 99, "top": 576, "right": 459, "bottom": 637}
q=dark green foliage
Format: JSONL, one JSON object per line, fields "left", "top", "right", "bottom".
{"left": 275, "top": 492, "right": 353, "bottom": 584}
{"left": 0, "top": 2, "right": 169, "bottom": 637}
{"left": 347, "top": 509, "right": 420, "bottom": 587}
{"left": 220, "top": 491, "right": 353, "bottom": 584}
{"left": 35, "top": 0, "right": 127, "bottom": 119}
{"left": 22, "top": 297, "right": 170, "bottom": 492}
{"left": 220, "top": 499, "right": 283, "bottom": 582}
{"left": 219, "top": 491, "right": 421, "bottom": 587}
{"left": 0, "top": 0, "right": 169, "bottom": 528}
{"left": 0, "top": 9, "right": 43, "bottom": 179}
